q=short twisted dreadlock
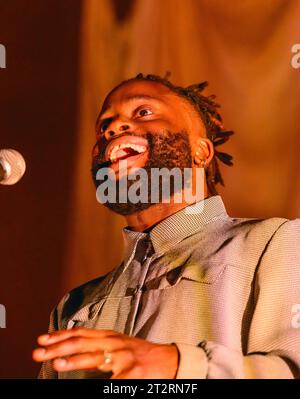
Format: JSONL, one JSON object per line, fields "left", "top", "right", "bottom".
{"left": 120, "top": 73, "right": 234, "bottom": 196}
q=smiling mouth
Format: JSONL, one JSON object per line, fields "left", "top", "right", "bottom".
{"left": 107, "top": 142, "right": 148, "bottom": 164}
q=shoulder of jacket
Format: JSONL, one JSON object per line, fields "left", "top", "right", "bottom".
{"left": 227, "top": 216, "right": 290, "bottom": 235}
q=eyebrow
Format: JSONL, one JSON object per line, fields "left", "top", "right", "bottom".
{"left": 97, "top": 94, "right": 164, "bottom": 122}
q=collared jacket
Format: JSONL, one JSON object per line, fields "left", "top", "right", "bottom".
{"left": 39, "top": 195, "right": 300, "bottom": 378}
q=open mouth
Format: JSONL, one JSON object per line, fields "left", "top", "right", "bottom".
{"left": 105, "top": 136, "right": 149, "bottom": 166}
{"left": 109, "top": 143, "right": 148, "bottom": 163}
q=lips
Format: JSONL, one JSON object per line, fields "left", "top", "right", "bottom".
{"left": 105, "top": 135, "right": 148, "bottom": 163}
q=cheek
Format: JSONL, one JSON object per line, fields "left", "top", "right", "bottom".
{"left": 188, "top": 132, "right": 200, "bottom": 152}
{"left": 92, "top": 136, "right": 107, "bottom": 158}
{"left": 172, "top": 100, "right": 205, "bottom": 135}
{"left": 138, "top": 118, "right": 182, "bottom": 133}
{"left": 92, "top": 143, "right": 99, "bottom": 157}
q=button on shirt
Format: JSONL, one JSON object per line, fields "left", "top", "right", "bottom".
{"left": 39, "top": 195, "right": 300, "bottom": 379}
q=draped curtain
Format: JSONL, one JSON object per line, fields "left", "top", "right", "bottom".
{"left": 62, "top": 0, "right": 300, "bottom": 292}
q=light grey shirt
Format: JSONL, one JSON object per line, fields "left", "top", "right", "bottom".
{"left": 39, "top": 195, "right": 300, "bottom": 379}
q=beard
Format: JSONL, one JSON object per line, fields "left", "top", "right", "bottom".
{"left": 91, "top": 130, "right": 193, "bottom": 216}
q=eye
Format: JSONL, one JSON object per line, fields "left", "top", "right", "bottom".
{"left": 100, "top": 121, "right": 108, "bottom": 133}
{"left": 136, "top": 108, "right": 153, "bottom": 117}
{"left": 98, "top": 118, "right": 111, "bottom": 133}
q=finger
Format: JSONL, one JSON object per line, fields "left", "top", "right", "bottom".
{"left": 33, "top": 335, "right": 130, "bottom": 362}
{"left": 37, "top": 328, "right": 118, "bottom": 346}
{"left": 111, "top": 369, "right": 138, "bottom": 379}
{"left": 52, "top": 351, "right": 105, "bottom": 372}
{"left": 112, "top": 364, "right": 143, "bottom": 379}
{"left": 53, "top": 349, "right": 135, "bottom": 374}
{"left": 106, "top": 349, "right": 135, "bottom": 376}
{"left": 33, "top": 336, "right": 102, "bottom": 362}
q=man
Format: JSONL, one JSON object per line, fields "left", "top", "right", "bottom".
{"left": 33, "top": 73, "right": 300, "bottom": 379}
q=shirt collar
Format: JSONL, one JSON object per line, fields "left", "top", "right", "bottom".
{"left": 122, "top": 195, "right": 228, "bottom": 262}
{"left": 65, "top": 195, "right": 228, "bottom": 326}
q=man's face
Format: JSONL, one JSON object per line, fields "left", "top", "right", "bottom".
{"left": 91, "top": 80, "right": 206, "bottom": 215}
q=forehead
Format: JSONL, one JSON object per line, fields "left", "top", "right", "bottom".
{"left": 100, "top": 80, "right": 193, "bottom": 115}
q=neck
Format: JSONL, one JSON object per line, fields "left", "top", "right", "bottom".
{"left": 124, "top": 202, "right": 188, "bottom": 232}
{"left": 125, "top": 186, "right": 208, "bottom": 232}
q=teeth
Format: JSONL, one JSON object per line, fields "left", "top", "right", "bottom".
{"left": 109, "top": 143, "right": 147, "bottom": 162}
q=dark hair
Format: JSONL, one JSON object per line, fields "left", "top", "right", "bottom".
{"left": 120, "top": 72, "right": 234, "bottom": 195}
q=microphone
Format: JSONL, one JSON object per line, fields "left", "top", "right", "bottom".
{"left": 0, "top": 149, "right": 26, "bottom": 185}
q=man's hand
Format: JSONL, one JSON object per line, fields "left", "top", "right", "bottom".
{"left": 32, "top": 328, "right": 179, "bottom": 379}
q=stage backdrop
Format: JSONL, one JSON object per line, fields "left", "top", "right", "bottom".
{"left": 63, "top": 0, "right": 300, "bottom": 293}
{"left": 0, "top": 0, "right": 299, "bottom": 378}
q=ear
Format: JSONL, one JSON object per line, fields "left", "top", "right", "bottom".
{"left": 193, "top": 138, "right": 214, "bottom": 167}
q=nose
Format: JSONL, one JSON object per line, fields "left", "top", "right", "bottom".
{"left": 104, "top": 119, "right": 131, "bottom": 141}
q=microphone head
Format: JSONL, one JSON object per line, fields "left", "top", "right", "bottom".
{"left": 0, "top": 149, "right": 26, "bottom": 185}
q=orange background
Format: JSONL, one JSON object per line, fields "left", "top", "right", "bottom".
{"left": 0, "top": 0, "right": 299, "bottom": 377}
